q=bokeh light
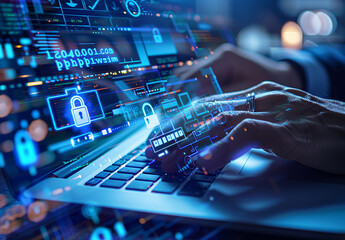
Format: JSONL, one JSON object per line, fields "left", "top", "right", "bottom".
{"left": 1, "top": 140, "right": 14, "bottom": 153}
{"left": 281, "top": 21, "right": 303, "bottom": 49}
{"left": 237, "top": 26, "right": 270, "bottom": 54}
{"left": 0, "top": 95, "right": 13, "bottom": 118}
{"left": 298, "top": 11, "right": 321, "bottom": 35}
{"left": 0, "top": 121, "right": 15, "bottom": 135}
{"left": 28, "top": 119, "right": 48, "bottom": 142}
{"left": 298, "top": 10, "right": 336, "bottom": 36}
{"left": 27, "top": 201, "right": 49, "bottom": 223}
{"left": 317, "top": 11, "right": 334, "bottom": 35}
{"left": 0, "top": 215, "right": 21, "bottom": 235}
{"left": 5, "top": 205, "right": 26, "bottom": 221}
{"left": 20, "top": 120, "right": 28, "bottom": 129}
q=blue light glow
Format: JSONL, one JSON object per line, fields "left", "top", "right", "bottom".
{"left": 46, "top": 48, "right": 118, "bottom": 71}
{"left": 90, "top": 227, "right": 112, "bottom": 240}
{"left": 47, "top": 88, "right": 105, "bottom": 131}
{"left": 125, "top": 0, "right": 141, "bottom": 17}
{"left": 114, "top": 221, "right": 127, "bottom": 238}
{"left": 4, "top": 43, "right": 14, "bottom": 59}
{"left": 14, "top": 130, "right": 38, "bottom": 169}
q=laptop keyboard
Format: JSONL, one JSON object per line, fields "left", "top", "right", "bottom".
{"left": 84, "top": 147, "right": 220, "bottom": 197}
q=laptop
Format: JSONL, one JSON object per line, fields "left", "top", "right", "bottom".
{"left": 1, "top": 0, "right": 345, "bottom": 238}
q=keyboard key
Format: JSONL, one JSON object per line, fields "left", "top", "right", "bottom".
{"left": 130, "top": 149, "right": 141, "bottom": 155}
{"left": 126, "top": 161, "right": 147, "bottom": 168}
{"left": 190, "top": 174, "right": 215, "bottom": 183}
{"left": 100, "top": 179, "right": 126, "bottom": 189}
{"left": 110, "top": 173, "right": 133, "bottom": 181}
{"left": 118, "top": 167, "right": 141, "bottom": 175}
{"left": 178, "top": 182, "right": 211, "bottom": 197}
{"left": 143, "top": 168, "right": 162, "bottom": 175}
{"left": 135, "top": 174, "right": 160, "bottom": 182}
{"left": 104, "top": 165, "right": 119, "bottom": 172}
{"left": 134, "top": 159, "right": 152, "bottom": 164}
{"left": 132, "top": 156, "right": 151, "bottom": 162}
{"left": 123, "top": 155, "right": 134, "bottom": 161}
{"left": 113, "top": 159, "right": 127, "bottom": 166}
{"left": 94, "top": 171, "right": 111, "bottom": 179}
{"left": 126, "top": 180, "right": 153, "bottom": 191}
{"left": 161, "top": 174, "right": 186, "bottom": 182}
{"left": 187, "top": 181, "right": 211, "bottom": 189}
{"left": 85, "top": 178, "right": 101, "bottom": 186}
{"left": 152, "top": 182, "right": 180, "bottom": 194}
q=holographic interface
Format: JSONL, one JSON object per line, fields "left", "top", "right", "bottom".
{"left": 0, "top": 0, "right": 234, "bottom": 237}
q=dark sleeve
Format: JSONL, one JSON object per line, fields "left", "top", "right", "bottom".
{"left": 305, "top": 45, "right": 345, "bottom": 101}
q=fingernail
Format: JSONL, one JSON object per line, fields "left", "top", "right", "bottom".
{"left": 201, "top": 167, "right": 208, "bottom": 175}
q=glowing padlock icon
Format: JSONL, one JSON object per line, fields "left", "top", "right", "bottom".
{"left": 14, "top": 130, "right": 38, "bottom": 168}
{"left": 142, "top": 103, "right": 160, "bottom": 129}
{"left": 71, "top": 95, "right": 91, "bottom": 127}
{"left": 152, "top": 28, "right": 163, "bottom": 44}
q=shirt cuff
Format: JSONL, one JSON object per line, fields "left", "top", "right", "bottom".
{"left": 272, "top": 50, "right": 331, "bottom": 98}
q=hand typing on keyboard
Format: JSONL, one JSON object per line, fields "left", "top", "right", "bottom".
{"left": 146, "top": 81, "right": 345, "bottom": 175}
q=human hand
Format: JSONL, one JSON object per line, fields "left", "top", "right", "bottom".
{"left": 147, "top": 82, "right": 345, "bottom": 175}
{"left": 174, "top": 43, "right": 303, "bottom": 92}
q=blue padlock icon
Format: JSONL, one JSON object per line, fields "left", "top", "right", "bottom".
{"left": 14, "top": 130, "right": 38, "bottom": 168}
{"left": 71, "top": 95, "right": 91, "bottom": 127}
{"left": 152, "top": 28, "right": 163, "bottom": 44}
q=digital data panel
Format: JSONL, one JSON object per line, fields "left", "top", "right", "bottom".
{"left": 0, "top": 0, "right": 234, "bottom": 196}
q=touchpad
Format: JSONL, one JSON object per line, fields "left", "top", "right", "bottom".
{"left": 217, "top": 149, "right": 273, "bottom": 177}
{"left": 240, "top": 149, "right": 345, "bottom": 185}
{"left": 239, "top": 150, "right": 274, "bottom": 177}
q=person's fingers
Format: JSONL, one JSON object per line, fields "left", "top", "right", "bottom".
{"left": 200, "top": 90, "right": 289, "bottom": 114}
{"left": 178, "top": 67, "right": 204, "bottom": 83}
{"left": 203, "top": 111, "right": 276, "bottom": 140}
{"left": 160, "top": 111, "right": 276, "bottom": 173}
{"left": 147, "top": 89, "right": 290, "bottom": 163}
{"left": 175, "top": 44, "right": 275, "bottom": 83}
{"left": 148, "top": 82, "right": 314, "bottom": 166}
{"left": 145, "top": 112, "right": 190, "bottom": 161}
{"left": 174, "top": 44, "right": 243, "bottom": 83}
{"left": 172, "top": 64, "right": 188, "bottom": 77}
{"left": 226, "top": 89, "right": 303, "bottom": 113}
{"left": 283, "top": 87, "right": 328, "bottom": 105}
{"left": 255, "top": 90, "right": 332, "bottom": 118}
{"left": 198, "top": 82, "right": 329, "bottom": 113}
{"left": 145, "top": 125, "right": 166, "bottom": 159}
{"left": 253, "top": 91, "right": 290, "bottom": 112}
{"left": 173, "top": 48, "right": 224, "bottom": 80}
{"left": 145, "top": 143, "right": 156, "bottom": 159}
{"left": 195, "top": 119, "right": 288, "bottom": 173}
{"left": 199, "top": 81, "right": 284, "bottom": 103}
{"left": 158, "top": 89, "right": 317, "bottom": 172}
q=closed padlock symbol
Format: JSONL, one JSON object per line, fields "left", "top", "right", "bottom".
{"left": 142, "top": 103, "right": 160, "bottom": 129}
{"left": 14, "top": 130, "right": 38, "bottom": 168}
{"left": 152, "top": 28, "right": 163, "bottom": 44}
{"left": 71, "top": 95, "right": 91, "bottom": 127}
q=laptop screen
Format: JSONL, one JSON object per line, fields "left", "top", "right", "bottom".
{"left": 0, "top": 0, "right": 227, "bottom": 197}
